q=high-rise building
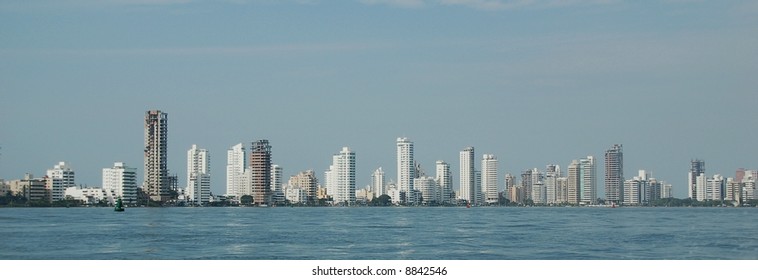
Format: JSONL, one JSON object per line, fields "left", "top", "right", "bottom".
{"left": 521, "top": 169, "right": 533, "bottom": 201}
{"left": 435, "top": 161, "right": 453, "bottom": 204}
{"left": 187, "top": 145, "right": 211, "bottom": 205}
{"left": 604, "top": 144, "right": 623, "bottom": 204}
{"left": 250, "top": 140, "right": 272, "bottom": 206}
{"left": 725, "top": 178, "right": 741, "bottom": 202}
{"left": 545, "top": 165, "right": 561, "bottom": 205}
{"left": 459, "top": 147, "right": 475, "bottom": 203}
{"left": 271, "top": 164, "right": 283, "bottom": 192}
{"left": 623, "top": 178, "right": 644, "bottom": 205}
{"left": 288, "top": 170, "right": 318, "bottom": 204}
{"left": 580, "top": 156, "right": 596, "bottom": 205}
{"left": 474, "top": 170, "right": 482, "bottom": 205}
{"left": 504, "top": 173, "right": 518, "bottom": 204}
{"left": 46, "top": 162, "right": 75, "bottom": 202}
{"left": 532, "top": 181, "right": 546, "bottom": 204}
{"left": 695, "top": 173, "right": 707, "bottom": 201}
{"left": 144, "top": 110, "right": 169, "bottom": 202}
{"left": 706, "top": 174, "right": 725, "bottom": 201}
{"left": 661, "top": 182, "right": 673, "bottom": 199}
{"left": 567, "top": 160, "right": 580, "bottom": 205}
{"left": 396, "top": 138, "right": 414, "bottom": 202}
{"left": 103, "top": 162, "right": 138, "bottom": 205}
{"left": 414, "top": 176, "right": 437, "bottom": 205}
{"left": 226, "top": 143, "right": 246, "bottom": 198}
{"left": 371, "top": 167, "right": 385, "bottom": 198}
{"left": 482, "top": 154, "right": 499, "bottom": 205}
{"left": 331, "top": 147, "right": 356, "bottom": 205}
{"left": 742, "top": 179, "right": 756, "bottom": 201}
{"left": 271, "top": 165, "right": 285, "bottom": 205}
{"left": 688, "top": 159, "right": 705, "bottom": 199}
{"left": 557, "top": 177, "right": 568, "bottom": 204}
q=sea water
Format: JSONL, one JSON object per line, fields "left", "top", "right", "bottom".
{"left": 1, "top": 207, "right": 756, "bottom": 260}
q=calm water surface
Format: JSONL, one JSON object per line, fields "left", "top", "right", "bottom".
{"left": 1, "top": 207, "right": 756, "bottom": 260}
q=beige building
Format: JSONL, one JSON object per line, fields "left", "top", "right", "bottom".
{"left": 9, "top": 174, "right": 49, "bottom": 201}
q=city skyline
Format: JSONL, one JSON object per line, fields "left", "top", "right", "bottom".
{"left": 0, "top": 109, "right": 755, "bottom": 201}
{"left": 1, "top": 1, "right": 757, "bottom": 198}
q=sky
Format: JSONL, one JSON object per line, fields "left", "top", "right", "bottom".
{"left": 1, "top": 0, "right": 757, "bottom": 199}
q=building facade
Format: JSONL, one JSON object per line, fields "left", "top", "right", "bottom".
{"left": 414, "top": 176, "right": 437, "bottom": 205}
{"left": 435, "top": 161, "right": 453, "bottom": 204}
{"left": 46, "top": 162, "right": 75, "bottom": 202}
{"left": 580, "top": 156, "right": 596, "bottom": 205}
{"left": 288, "top": 170, "right": 318, "bottom": 204}
{"left": 144, "top": 110, "right": 170, "bottom": 202}
{"left": 688, "top": 159, "right": 706, "bottom": 200}
{"left": 604, "top": 144, "right": 623, "bottom": 204}
{"left": 396, "top": 138, "right": 414, "bottom": 202}
{"left": 331, "top": 147, "right": 356, "bottom": 205}
{"left": 226, "top": 143, "right": 246, "bottom": 198}
{"left": 482, "top": 155, "right": 499, "bottom": 205}
{"left": 567, "top": 160, "right": 580, "bottom": 205}
{"left": 187, "top": 145, "right": 211, "bottom": 205}
{"left": 102, "top": 162, "right": 138, "bottom": 205}
{"left": 249, "top": 140, "right": 272, "bottom": 206}
{"left": 459, "top": 147, "right": 475, "bottom": 204}
{"left": 371, "top": 167, "right": 385, "bottom": 198}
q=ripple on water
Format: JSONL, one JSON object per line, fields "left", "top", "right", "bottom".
{"left": 1, "top": 207, "right": 757, "bottom": 259}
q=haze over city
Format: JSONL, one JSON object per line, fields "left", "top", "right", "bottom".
{"left": 1, "top": 0, "right": 757, "bottom": 199}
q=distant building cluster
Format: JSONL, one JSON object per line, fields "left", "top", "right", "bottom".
{"left": 1, "top": 110, "right": 756, "bottom": 207}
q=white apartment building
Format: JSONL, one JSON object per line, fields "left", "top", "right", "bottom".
{"left": 187, "top": 145, "right": 211, "bottom": 205}
{"left": 414, "top": 176, "right": 438, "bottom": 204}
{"left": 397, "top": 138, "right": 414, "bottom": 201}
{"left": 46, "top": 162, "right": 75, "bottom": 202}
{"left": 102, "top": 162, "right": 138, "bottom": 205}
{"left": 459, "top": 147, "right": 475, "bottom": 203}
{"left": 329, "top": 147, "right": 355, "bottom": 205}
{"left": 372, "top": 167, "right": 386, "bottom": 198}
{"left": 436, "top": 161, "right": 453, "bottom": 204}
{"left": 226, "top": 143, "right": 246, "bottom": 198}
{"left": 482, "top": 154, "right": 498, "bottom": 205}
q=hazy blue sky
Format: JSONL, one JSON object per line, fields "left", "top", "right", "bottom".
{"left": 1, "top": 0, "right": 757, "bottom": 198}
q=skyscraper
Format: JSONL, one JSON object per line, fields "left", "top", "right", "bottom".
{"left": 688, "top": 159, "right": 705, "bottom": 199}
{"left": 545, "top": 164, "right": 560, "bottom": 204}
{"left": 372, "top": 167, "right": 385, "bottom": 198}
{"left": 482, "top": 154, "right": 498, "bottom": 205}
{"left": 271, "top": 164, "right": 284, "bottom": 204}
{"left": 580, "top": 156, "right": 596, "bottom": 205}
{"left": 226, "top": 143, "right": 246, "bottom": 198}
{"left": 250, "top": 140, "right": 272, "bottom": 206}
{"left": 604, "top": 144, "right": 623, "bottom": 204}
{"left": 271, "top": 164, "right": 283, "bottom": 192}
{"left": 435, "top": 160, "right": 453, "bottom": 204}
{"left": 521, "top": 169, "right": 533, "bottom": 201}
{"left": 505, "top": 173, "right": 518, "bottom": 204}
{"left": 187, "top": 144, "right": 210, "bottom": 205}
{"left": 144, "top": 110, "right": 169, "bottom": 202}
{"left": 567, "top": 160, "right": 580, "bottom": 205}
{"left": 103, "top": 162, "right": 137, "bottom": 205}
{"left": 331, "top": 147, "right": 356, "bottom": 205}
{"left": 46, "top": 162, "right": 75, "bottom": 202}
{"left": 396, "top": 138, "right": 414, "bottom": 202}
{"left": 459, "top": 147, "right": 475, "bottom": 203}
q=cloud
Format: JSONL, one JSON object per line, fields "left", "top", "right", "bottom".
{"left": 358, "top": 0, "right": 618, "bottom": 10}
{"left": 0, "top": 42, "right": 397, "bottom": 57}
{"left": 359, "top": 0, "right": 426, "bottom": 8}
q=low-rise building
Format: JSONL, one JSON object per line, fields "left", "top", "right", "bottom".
{"left": 65, "top": 186, "right": 106, "bottom": 204}
{"left": 10, "top": 174, "right": 48, "bottom": 201}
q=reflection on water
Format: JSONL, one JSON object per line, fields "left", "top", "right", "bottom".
{"left": 0, "top": 207, "right": 756, "bottom": 260}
